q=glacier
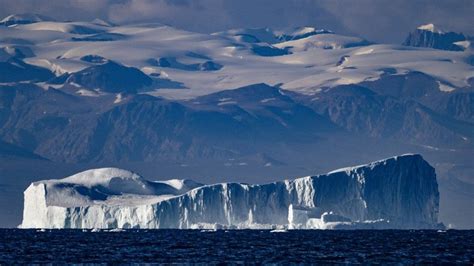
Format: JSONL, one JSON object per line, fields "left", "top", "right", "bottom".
{"left": 20, "top": 154, "right": 441, "bottom": 229}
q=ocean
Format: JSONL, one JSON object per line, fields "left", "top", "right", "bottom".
{"left": 0, "top": 229, "right": 472, "bottom": 264}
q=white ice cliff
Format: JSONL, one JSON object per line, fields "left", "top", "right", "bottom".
{"left": 20, "top": 154, "right": 440, "bottom": 229}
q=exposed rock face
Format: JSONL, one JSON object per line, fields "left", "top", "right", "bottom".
{"left": 0, "top": 83, "right": 338, "bottom": 163}
{"left": 21, "top": 154, "right": 441, "bottom": 229}
{"left": 293, "top": 73, "right": 474, "bottom": 149}
{"left": 66, "top": 61, "right": 152, "bottom": 93}
{"left": 403, "top": 24, "right": 467, "bottom": 51}
{"left": 0, "top": 58, "right": 54, "bottom": 83}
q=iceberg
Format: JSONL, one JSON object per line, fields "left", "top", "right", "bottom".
{"left": 20, "top": 154, "right": 441, "bottom": 229}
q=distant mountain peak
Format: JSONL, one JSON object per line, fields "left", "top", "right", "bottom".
{"left": 417, "top": 23, "right": 442, "bottom": 33}
{"left": 214, "top": 26, "right": 333, "bottom": 45}
{"left": 0, "top": 13, "right": 53, "bottom": 26}
{"left": 403, "top": 24, "right": 467, "bottom": 51}
{"left": 91, "top": 18, "right": 113, "bottom": 27}
{"left": 275, "top": 26, "right": 333, "bottom": 42}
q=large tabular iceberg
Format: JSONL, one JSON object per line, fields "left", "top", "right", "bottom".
{"left": 20, "top": 154, "right": 441, "bottom": 229}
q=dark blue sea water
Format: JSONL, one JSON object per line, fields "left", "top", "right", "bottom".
{"left": 0, "top": 229, "right": 473, "bottom": 264}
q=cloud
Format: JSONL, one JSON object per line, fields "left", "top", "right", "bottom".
{"left": 0, "top": 0, "right": 110, "bottom": 21}
{"left": 106, "top": 0, "right": 232, "bottom": 31}
{"left": 0, "top": 0, "right": 472, "bottom": 43}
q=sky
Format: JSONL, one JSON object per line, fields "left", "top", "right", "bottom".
{"left": 0, "top": 0, "right": 472, "bottom": 43}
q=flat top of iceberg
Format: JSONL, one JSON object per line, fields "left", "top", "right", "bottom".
{"left": 327, "top": 153, "right": 418, "bottom": 175}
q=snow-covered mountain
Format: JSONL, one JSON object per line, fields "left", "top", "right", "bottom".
{"left": 0, "top": 15, "right": 472, "bottom": 99}
{"left": 403, "top": 24, "right": 470, "bottom": 51}
{"left": 20, "top": 154, "right": 441, "bottom": 229}
{"left": 0, "top": 15, "right": 472, "bottom": 161}
{"left": 0, "top": 15, "right": 473, "bottom": 229}
{"left": 0, "top": 13, "right": 52, "bottom": 26}
{"left": 213, "top": 26, "right": 333, "bottom": 44}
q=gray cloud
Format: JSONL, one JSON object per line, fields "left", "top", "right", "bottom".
{"left": 0, "top": 0, "right": 472, "bottom": 43}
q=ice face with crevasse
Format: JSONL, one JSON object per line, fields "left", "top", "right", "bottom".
{"left": 20, "top": 154, "right": 440, "bottom": 229}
